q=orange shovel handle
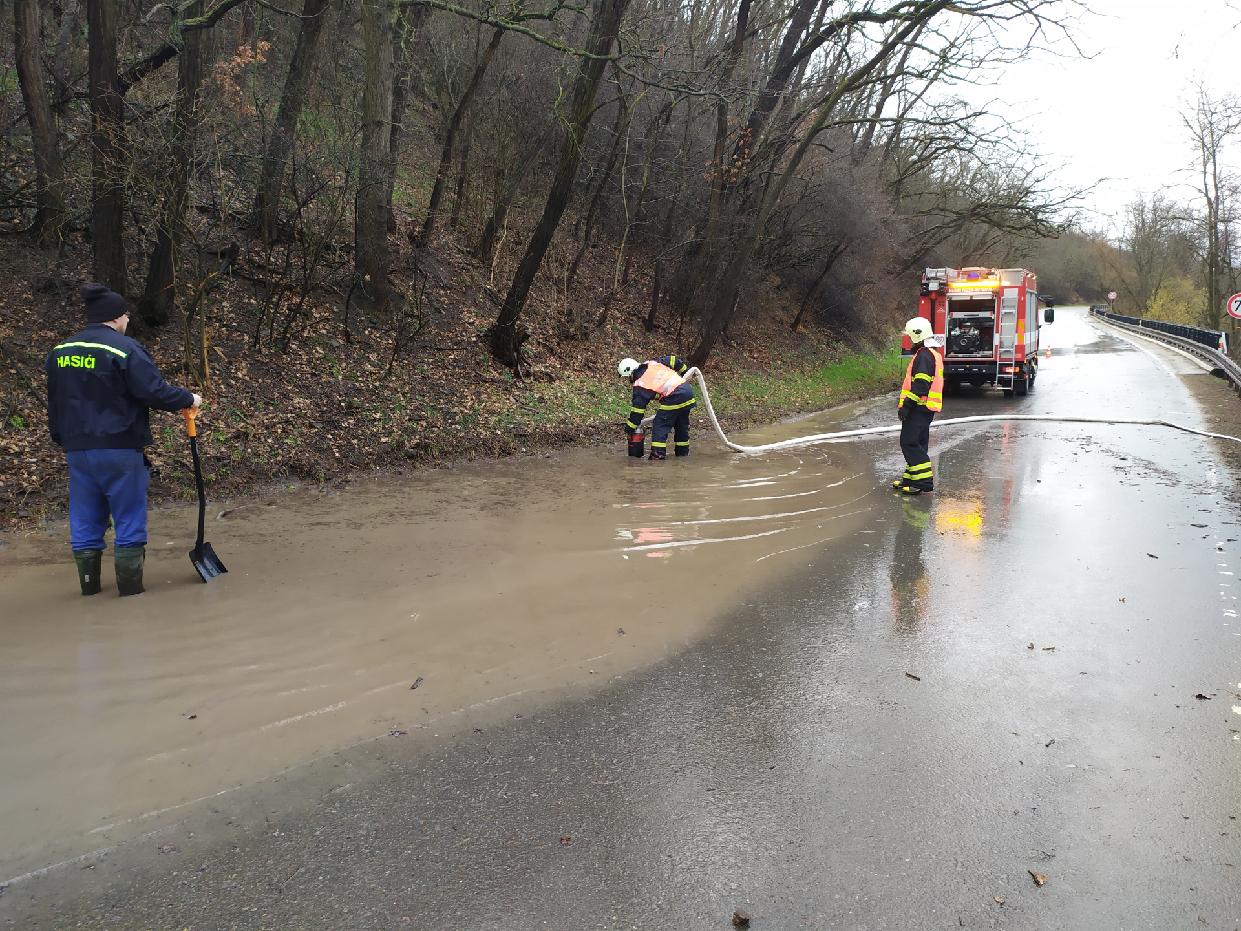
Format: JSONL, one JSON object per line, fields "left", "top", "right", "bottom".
{"left": 182, "top": 407, "right": 198, "bottom": 438}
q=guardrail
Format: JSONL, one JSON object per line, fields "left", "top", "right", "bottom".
{"left": 1090, "top": 308, "right": 1241, "bottom": 393}
{"left": 1088, "top": 306, "right": 1228, "bottom": 353}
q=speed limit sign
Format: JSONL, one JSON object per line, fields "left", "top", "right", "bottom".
{"left": 1228, "top": 292, "right": 1241, "bottom": 319}
{"left": 1107, "top": 291, "right": 1118, "bottom": 301}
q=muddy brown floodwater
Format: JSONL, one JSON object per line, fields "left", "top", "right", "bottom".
{"left": 0, "top": 402, "right": 883, "bottom": 882}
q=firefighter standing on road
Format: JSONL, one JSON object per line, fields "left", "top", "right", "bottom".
{"left": 894, "top": 317, "right": 944, "bottom": 496}
{"left": 619, "top": 354, "right": 695, "bottom": 460}
{"left": 45, "top": 283, "right": 202, "bottom": 596}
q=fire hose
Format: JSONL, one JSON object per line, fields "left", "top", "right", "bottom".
{"left": 665, "top": 367, "right": 1241, "bottom": 453}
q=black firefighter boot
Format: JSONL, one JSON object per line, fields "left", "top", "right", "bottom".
{"left": 114, "top": 545, "right": 146, "bottom": 596}
{"left": 73, "top": 549, "right": 103, "bottom": 596}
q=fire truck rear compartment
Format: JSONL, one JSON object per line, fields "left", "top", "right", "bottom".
{"left": 947, "top": 306, "right": 995, "bottom": 357}
{"left": 947, "top": 317, "right": 994, "bottom": 356}
{"left": 945, "top": 304, "right": 997, "bottom": 388}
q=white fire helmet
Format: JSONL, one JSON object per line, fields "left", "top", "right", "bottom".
{"left": 617, "top": 357, "right": 640, "bottom": 378}
{"left": 904, "top": 317, "right": 934, "bottom": 345}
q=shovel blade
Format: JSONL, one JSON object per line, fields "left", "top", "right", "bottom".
{"left": 190, "top": 542, "right": 228, "bottom": 582}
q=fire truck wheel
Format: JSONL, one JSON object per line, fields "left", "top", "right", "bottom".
{"left": 1015, "top": 377, "right": 1029, "bottom": 397}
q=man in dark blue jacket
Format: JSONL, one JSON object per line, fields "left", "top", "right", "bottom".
{"left": 46, "top": 284, "right": 202, "bottom": 596}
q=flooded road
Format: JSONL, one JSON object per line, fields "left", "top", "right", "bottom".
{"left": 1, "top": 390, "right": 877, "bottom": 884}
{"left": 3, "top": 308, "right": 1240, "bottom": 929}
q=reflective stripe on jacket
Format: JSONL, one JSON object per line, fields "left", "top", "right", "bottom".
{"left": 634, "top": 361, "right": 685, "bottom": 398}
{"left": 626, "top": 356, "right": 695, "bottom": 430}
{"left": 899, "top": 346, "right": 944, "bottom": 413}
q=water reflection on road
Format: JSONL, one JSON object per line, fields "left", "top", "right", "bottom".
{"left": 0, "top": 399, "right": 880, "bottom": 881}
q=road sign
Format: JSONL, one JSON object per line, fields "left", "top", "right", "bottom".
{"left": 1227, "top": 292, "right": 1241, "bottom": 319}
{"left": 1107, "top": 291, "right": 1118, "bottom": 301}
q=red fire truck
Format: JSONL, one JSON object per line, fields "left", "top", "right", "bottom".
{"left": 909, "top": 267, "right": 1054, "bottom": 397}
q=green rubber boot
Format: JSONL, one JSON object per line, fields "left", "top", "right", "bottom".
{"left": 114, "top": 545, "right": 146, "bottom": 597}
{"left": 73, "top": 549, "right": 103, "bottom": 596}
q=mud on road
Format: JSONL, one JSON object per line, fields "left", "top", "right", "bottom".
{"left": 0, "top": 401, "right": 882, "bottom": 885}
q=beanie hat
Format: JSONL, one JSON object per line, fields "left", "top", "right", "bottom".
{"left": 81, "top": 283, "right": 129, "bottom": 324}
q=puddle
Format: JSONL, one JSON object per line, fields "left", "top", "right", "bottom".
{"left": 0, "top": 404, "right": 881, "bottom": 880}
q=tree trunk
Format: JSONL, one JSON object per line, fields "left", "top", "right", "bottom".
{"left": 419, "top": 28, "right": 503, "bottom": 244}
{"left": 790, "top": 243, "right": 844, "bottom": 330}
{"left": 237, "top": 0, "right": 257, "bottom": 46}
{"left": 643, "top": 258, "right": 661, "bottom": 331}
{"left": 356, "top": 0, "right": 396, "bottom": 308}
{"left": 251, "top": 0, "right": 330, "bottom": 245}
{"left": 620, "top": 100, "right": 673, "bottom": 287}
{"left": 668, "top": 0, "right": 751, "bottom": 325}
{"left": 708, "top": 0, "right": 751, "bottom": 219}
{"left": 566, "top": 88, "right": 627, "bottom": 289}
{"left": 50, "top": 1, "right": 82, "bottom": 102}
{"left": 1206, "top": 147, "right": 1225, "bottom": 329}
{"left": 138, "top": 0, "right": 209, "bottom": 329}
{"left": 448, "top": 117, "right": 474, "bottom": 230}
{"left": 667, "top": 0, "right": 748, "bottom": 312}
{"left": 15, "top": 0, "right": 67, "bottom": 248}
{"left": 386, "top": 5, "right": 429, "bottom": 235}
{"left": 678, "top": 0, "right": 812, "bottom": 326}
{"left": 475, "top": 128, "right": 549, "bottom": 263}
{"left": 488, "top": 0, "right": 632, "bottom": 368}
{"left": 87, "top": 0, "right": 127, "bottom": 292}
{"left": 475, "top": 138, "right": 511, "bottom": 265}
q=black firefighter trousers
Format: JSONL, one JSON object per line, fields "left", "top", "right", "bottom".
{"left": 899, "top": 407, "right": 935, "bottom": 490}
{"left": 651, "top": 405, "right": 692, "bottom": 457}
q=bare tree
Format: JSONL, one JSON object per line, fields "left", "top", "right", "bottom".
{"left": 688, "top": 2, "right": 956, "bottom": 364}
{"left": 566, "top": 77, "right": 631, "bottom": 290}
{"left": 487, "top": 0, "right": 633, "bottom": 368}
{"left": 14, "top": 0, "right": 67, "bottom": 248}
{"left": 387, "top": 5, "right": 432, "bottom": 234}
{"left": 138, "top": 0, "right": 214, "bottom": 328}
{"left": 87, "top": 0, "right": 127, "bottom": 291}
{"left": 676, "top": 0, "right": 1080, "bottom": 365}
{"left": 251, "top": 0, "right": 332, "bottom": 245}
{"left": 356, "top": 0, "right": 398, "bottom": 308}
{"left": 419, "top": 26, "right": 506, "bottom": 244}
{"left": 1183, "top": 84, "right": 1241, "bottom": 329}
{"left": 1112, "top": 193, "right": 1195, "bottom": 315}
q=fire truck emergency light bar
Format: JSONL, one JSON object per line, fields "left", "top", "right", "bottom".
{"left": 947, "top": 278, "right": 1001, "bottom": 290}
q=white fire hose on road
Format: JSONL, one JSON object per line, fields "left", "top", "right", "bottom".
{"left": 669, "top": 367, "right": 1241, "bottom": 453}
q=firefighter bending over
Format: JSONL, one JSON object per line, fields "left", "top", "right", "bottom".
{"left": 619, "top": 355, "right": 696, "bottom": 460}
{"left": 894, "top": 317, "right": 944, "bottom": 496}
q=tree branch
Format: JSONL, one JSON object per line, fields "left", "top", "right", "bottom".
{"left": 119, "top": 0, "right": 251, "bottom": 94}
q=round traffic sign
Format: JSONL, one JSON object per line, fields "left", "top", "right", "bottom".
{"left": 1228, "top": 292, "right": 1241, "bottom": 319}
{"left": 1107, "top": 291, "right": 1118, "bottom": 301}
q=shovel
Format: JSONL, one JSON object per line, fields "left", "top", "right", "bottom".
{"left": 182, "top": 407, "right": 228, "bottom": 582}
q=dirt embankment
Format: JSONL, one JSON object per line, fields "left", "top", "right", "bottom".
{"left": 1182, "top": 368, "right": 1241, "bottom": 480}
{"left": 0, "top": 238, "right": 900, "bottom": 533}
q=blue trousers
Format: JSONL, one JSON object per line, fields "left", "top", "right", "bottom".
{"left": 65, "top": 449, "right": 149, "bottom": 551}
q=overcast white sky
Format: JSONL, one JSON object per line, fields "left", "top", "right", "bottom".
{"left": 962, "top": 0, "right": 1241, "bottom": 233}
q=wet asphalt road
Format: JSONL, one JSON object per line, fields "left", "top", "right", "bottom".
{"left": 4, "top": 309, "right": 1241, "bottom": 930}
